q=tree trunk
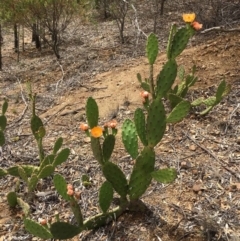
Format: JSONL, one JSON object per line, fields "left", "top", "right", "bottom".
{"left": 160, "top": 0, "right": 165, "bottom": 15}
{"left": 0, "top": 24, "right": 2, "bottom": 71}
{"left": 14, "top": 23, "right": 18, "bottom": 53}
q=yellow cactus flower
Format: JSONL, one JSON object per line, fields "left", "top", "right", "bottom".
{"left": 182, "top": 13, "right": 196, "bottom": 23}
{"left": 91, "top": 126, "right": 103, "bottom": 138}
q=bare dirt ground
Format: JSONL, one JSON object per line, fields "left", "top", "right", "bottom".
{"left": 0, "top": 3, "right": 240, "bottom": 241}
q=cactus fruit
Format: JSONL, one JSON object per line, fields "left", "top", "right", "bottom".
{"left": 24, "top": 218, "right": 53, "bottom": 239}
{"left": 7, "top": 191, "right": 18, "bottom": 207}
{"left": 52, "top": 148, "right": 70, "bottom": 167}
{"left": 122, "top": 119, "right": 138, "bottom": 159}
{"left": 134, "top": 108, "right": 148, "bottom": 146}
{"left": 128, "top": 147, "right": 155, "bottom": 200}
{"left": 102, "top": 135, "right": 115, "bottom": 162}
{"left": 146, "top": 98, "right": 166, "bottom": 147}
{"left": 99, "top": 181, "right": 113, "bottom": 213}
{"left": 156, "top": 59, "right": 177, "bottom": 98}
{"left": 86, "top": 97, "right": 99, "bottom": 128}
{"left": 53, "top": 174, "right": 70, "bottom": 201}
{"left": 151, "top": 168, "right": 177, "bottom": 184}
{"left": 102, "top": 162, "right": 128, "bottom": 198}
{"left": 53, "top": 137, "right": 63, "bottom": 155}
{"left": 166, "top": 100, "right": 191, "bottom": 123}
{"left": 146, "top": 33, "right": 158, "bottom": 65}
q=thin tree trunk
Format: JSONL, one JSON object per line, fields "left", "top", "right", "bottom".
{"left": 14, "top": 23, "right": 18, "bottom": 53}
{"left": 17, "top": 24, "right": 20, "bottom": 62}
{"left": 22, "top": 25, "right": 25, "bottom": 52}
{"left": 0, "top": 24, "right": 2, "bottom": 71}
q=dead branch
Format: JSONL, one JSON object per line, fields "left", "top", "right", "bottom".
{"left": 182, "top": 131, "right": 240, "bottom": 181}
{"left": 201, "top": 26, "right": 240, "bottom": 34}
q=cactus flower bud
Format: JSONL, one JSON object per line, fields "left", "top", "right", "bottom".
{"left": 140, "top": 91, "right": 149, "bottom": 98}
{"left": 39, "top": 219, "right": 47, "bottom": 225}
{"left": 91, "top": 126, "right": 103, "bottom": 138}
{"left": 67, "top": 184, "right": 74, "bottom": 190}
{"left": 108, "top": 119, "right": 117, "bottom": 129}
{"left": 191, "top": 21, "right": 203, "bottom": 30}
{"left": 182, "top": 13, "right": 196, "bottom": 23}
{"left": 67, "top": 189, "right": 74, "bottom": 196}
{"left": 80, "top": 123, "right": 89, "bottom": 131}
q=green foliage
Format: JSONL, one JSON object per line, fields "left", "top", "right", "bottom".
{"left": 50, "top": 222, "right": 81, "bottom": 239}
{"left": 24, "top": 218, "right": 53, "bottom": 239}
{"left": 102, "top": 162, "right": 128, "bottom": 198}
{"left": 146, "top": 33, "right": 158, "bottom": 65}
{"left": 7, "top": 191, "right": 18, "bottom": 207}
{"left": 122, "top": 119, "right": 138, "bottom": 159}
{"left": 151, "top": 168, "right": 177, "bottom": 183}
{"left": 99, "top": 181, "right": 113, "bottom": 213}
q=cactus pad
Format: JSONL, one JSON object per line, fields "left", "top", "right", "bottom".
{"left": 166, "top": 100, "right": 191, "bottom": 123}
{"left": 122, "top": 119, "right": 138, "bottom": 159}
{"left": 24, "top": 218, "right": 53, "bottom": 239}
{"left": 134, "top": 108, "right": 148, "bottom": 146}
{"left": 0, "top": 115, "right": 7, "bottom": 131}
{"left": 156, "top": 59, "right": 177, "bottom": 98}
{"left": 86, "top": 97, "right": 99, "bottom": 128}
{"left": 53, "top": 137, "right": 63, "bottom": 155}
{"left": 102, "top": 162, "right": 128, "bottom": 198}
{"left": 50, "top": 222, "right": 81, "bottom": 239}
{"left": 146, "top": 33, "right": 158, "bottom": 65}
{"left": 53, "top": 174, "right": 70, "bottom": 201}
{"left": 128, "top": 147, "right": 155, "bottom": 200}
{"left": 0, "top": 131, "right": 5, "bottom": 146}
{"left": 38, "top": 165, "right": 54, "bottom": 179}
{"left": 31, "top": 115, "right": 44, "bottom": 140}
{"left": 91, "top": 137, "right": 104, "bottom": 165}
{"left": 7, "top": 191, "right": 18, "bottom": 207}
{"left": 151, "top": 168, "right": 177, "bottom": 184}
{"left": 52, "top": 148, "right": 70, "bottom": 167}
{"left": 146, "top": 98, "right": 166, "bottom": 147}
{"left": 103, "top": 135, "right": 115, "bottom": 162}
{"left": 99, "top": 181, "right": 113, "bottom": 213}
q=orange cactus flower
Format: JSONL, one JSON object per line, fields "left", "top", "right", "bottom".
{"left": 67, "top": 189, "right": 74, "bottom": 196}
{"left": 140, "top": 91, "right": 149, "bottom": 98}
{"left": 191, "top": 21, "right": 203, "bottom": 30}
{"left": 80, "top": 123, "right": 89, "bottom": 131}
{"left": 91, "top": 126, "right": 103, "bottom": 138}
{"left": 182, "top": 13, "right": 196, "bottom": 23}
{"left": 108, "top": 119, "right": 117, "bottom": 129}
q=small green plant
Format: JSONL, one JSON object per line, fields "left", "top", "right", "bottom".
{"left": 1, "top": 13, "right": 230, "bottom": 240}
{"left": 0, "top": 83, "right": 70, "bottom": 208}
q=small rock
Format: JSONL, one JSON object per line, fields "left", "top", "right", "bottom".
{"left": 180, "top": 161, "right": 191, "bottom": 169}
{"left": 189, "top": 145, "right": 197, "bottom": 151}
{"left": 84, "top": 137, "right": 91, "bottom": 143}
{"left": 192, "top": 181, "right": 205, "bottom": 193}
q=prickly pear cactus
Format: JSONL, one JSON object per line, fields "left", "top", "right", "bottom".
{"left": 128, "top": 147, "right": 155, "bottom": 200}
{"left": 146, "top": 33, "right": 158, "bottom": 65}
{"left": 86, "top": 97, "right": 99, "bottom": 128}
{"left": 134, "top": 108, "right": 148, "bottom": 146}
{"left": 122, "top": 119, "right": 138, "bottom": 159}
{"left": 24, "top": 218, "right": 53, "bottom": 239}
{"left": 102, "top": 135, "right": 115, "bottom": 162}
{"left": 50, "top": 222, "right": 81, "bottom": 239}
{"left": 99, "top": 181, "right": 113, "bottom": 213}
{"left": 146, "top": 98, "right": 166, "bottom": 147}
{"left": 102, "top": 162, "right": 128, "bottom": 198}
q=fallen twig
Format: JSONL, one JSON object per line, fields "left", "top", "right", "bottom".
{"left": 182, "top": 131, "right": 240, "bottom": 180}
{"left": 201, "top": 26, "right": 240, "bottom": 34}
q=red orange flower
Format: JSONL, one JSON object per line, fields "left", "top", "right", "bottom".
{"left": 67, "top": 189, "right": 74, "bottom": 196}
{"left": 191, "top": 21, "right": 203, "bottom": 30}
{"left": 91, "top": 126, "right": 103, "bottom": 138}
{"left": 108, "top": 119, "right": 118, "bottom": 129}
